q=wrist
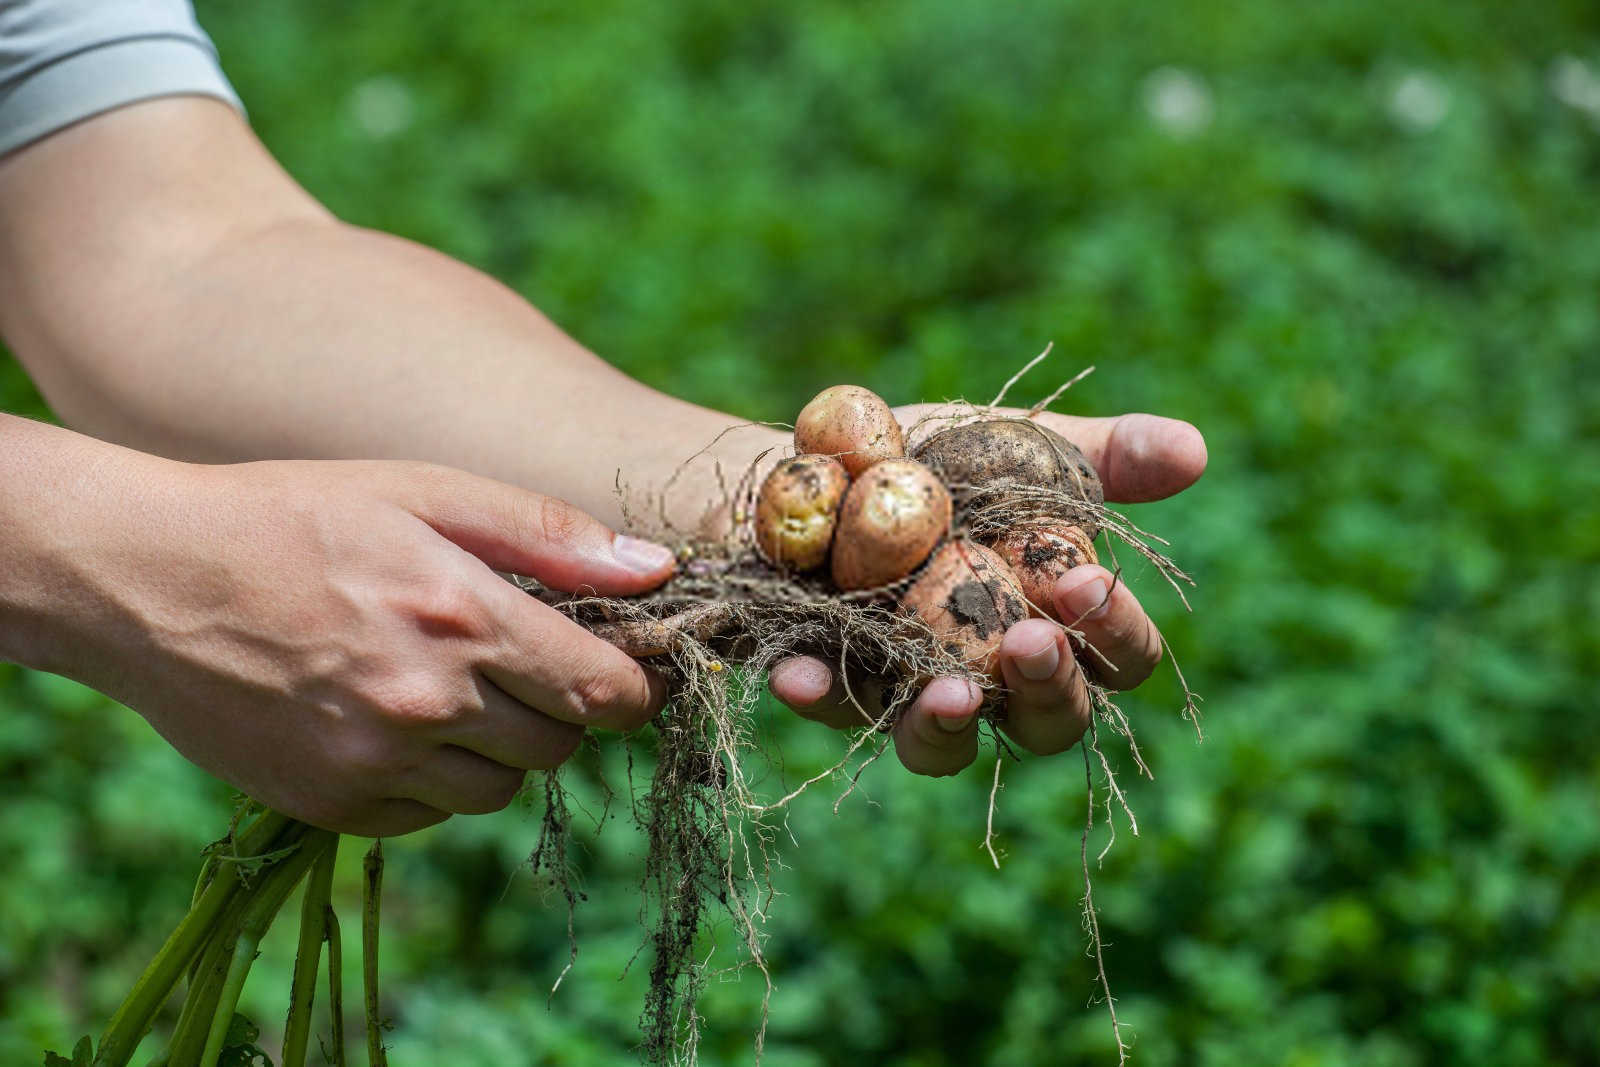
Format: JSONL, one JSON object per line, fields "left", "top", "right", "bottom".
{"left": 0, "top": 415, "right": 186, "bottom": 677}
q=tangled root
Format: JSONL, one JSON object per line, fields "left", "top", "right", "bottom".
{"left": 522, "top": 362, "right": 1199, "bottom": 1065}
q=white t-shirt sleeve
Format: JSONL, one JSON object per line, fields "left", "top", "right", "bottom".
{"left": 0, "top": 0, "right": 243, "bottom": 157}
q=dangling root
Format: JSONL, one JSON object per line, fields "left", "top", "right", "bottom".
{"left": 516, "top": 361, "right": 1201, "bottom": 1065}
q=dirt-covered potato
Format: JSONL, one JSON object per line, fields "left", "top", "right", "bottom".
{"left": 794, "top": 384, "right": 906, "bottom": 478}
{"left": 898, "top": 540, "right": 1029, "bottom": 679}
{"left": 830, "top": 459, "right": 951, "bottom": 590}
{"left": 911, "top": 418, "right": 1104, "bottom": 532}
{"left": 989, "top": 520, "right": 1098, "bottom": 620}
{"left": 753, "top": 454, "right": 851, "bottom": 571}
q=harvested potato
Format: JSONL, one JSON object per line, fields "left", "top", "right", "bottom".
{"left": 830, "top": 459, "right": 951, "bottom": 590}
{"left": 794, "top": 384, "right": 906, "bottom": 478}
{"left": 754, "top": 454, "right": 851, "bottom": 571}
{"left": 911, "top": 418, "right": 1104, "bottom": 532}
{"left": 989, "top": 520, "right": 1098, "bottom": 620}
{"left": 898, "top": 540, "right": 1029, "bottom": 679}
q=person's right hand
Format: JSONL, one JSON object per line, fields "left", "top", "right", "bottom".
{"left": 16, "top": 440, "right": 675, "bottom": 836}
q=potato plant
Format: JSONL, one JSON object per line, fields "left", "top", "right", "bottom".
{"left": 56, "top": 380, "right": 1192, "bottom": 1067}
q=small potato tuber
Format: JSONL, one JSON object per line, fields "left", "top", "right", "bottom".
{"left": 794, "top": 385, "right": 906, "bottom": 478}
{"left": 830, "top": 459, "right": 951, "bottom": 591}
{"left": 898, "top": 540, "right": 1029, "bottom": 680}
{"left": 912, "top": 418, "right": 1103, "bottom": 532}
{"left": 989, "top": 521, "right": 1098, "bottom": 621}
{"left": 754, "top": 454, "right": 851, "bottom": 571}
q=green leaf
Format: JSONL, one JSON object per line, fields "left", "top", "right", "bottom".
{"left": 218, "top": 1043, "right": 274, "bottom": 1067}
{"left": 44, "top": 1036, "right": 94, "bottom": 1067}
{"left": 223, "top": 1013, "right": 261, "bottom": 1048}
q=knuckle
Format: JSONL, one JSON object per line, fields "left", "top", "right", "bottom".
{"left": 406, "top": 574, "right": 494, "bottom": 642}
{"left": 377, "top": 679, "right": 459, "bottom": 730}
{"left": 566, "top": 662, "right": 648, "bottom": 724}
{"left": 401, "top": 460, "right": 455, "bottom": 490}
{"left": 337, "top": 733, "right": 410, "bottom": 778}
{"left": 389, "top": 460, "right": 458, "bottom": 507}
{"left": 535, "top": 496, "right": 587, "bottom": 548}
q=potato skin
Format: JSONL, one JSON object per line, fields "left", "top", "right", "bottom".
{"left": 754, "top": 454, "right": 851, "bottom": 571}
{"left": 898, "top": 541, "right": 1029, "bottom": 679}
{"left": 911, "top": 418, "right": 1104, "bottom": 531}
{"left": 989, "top": 521, "right": 1098, "bottom": 620}
{"left": 830, "top": 459, "right": 951, "bottom": 590}
{"left": 794, "top": 385, "right": 906, "bottom": 478}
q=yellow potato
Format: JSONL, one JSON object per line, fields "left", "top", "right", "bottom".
{"left": 830, "top": 459, "right": 951, "bottom": 590}
{"left": 754, "top": 454, "right": 851, "bottom": 571}
{"left": 989, "top": 521, "right": 1098, "bottom": 620}
{"left": 898, "top": 541, "right": 1029, "bottom": 680}
{"left": 794, "top": 385, "right": 906, "bottom": 478}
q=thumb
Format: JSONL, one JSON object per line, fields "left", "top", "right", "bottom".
{"left": 391, "top": 464, "right": 676, "bottom": 595}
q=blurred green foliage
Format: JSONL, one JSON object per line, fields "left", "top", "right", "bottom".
{"left": 4, "top": 0, "right": 1599, "bottom": 1063}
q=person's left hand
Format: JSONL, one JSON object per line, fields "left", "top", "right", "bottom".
{"left": 767, "top": 406, "right": 1206, "bottom": 776}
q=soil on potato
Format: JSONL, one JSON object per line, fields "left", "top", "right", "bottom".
{"left": 944, "top": 577, "right": 1027, "bottom": 639}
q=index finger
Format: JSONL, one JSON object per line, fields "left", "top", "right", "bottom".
{"left": 479, "top": 578, "right": 668, "bottom": 731}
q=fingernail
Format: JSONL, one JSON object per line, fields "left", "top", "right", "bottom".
{"left": 1061, "top": 576, "right": 1111, "bottom": 621}
{"left": 935, "top": 712, "right": 976, "bottom": 734}
{"left": 613, "top": 535, "right": 675, "bottom": 573}
{"left": 1016, "top": 636, "right": 1060, "bottom": 682}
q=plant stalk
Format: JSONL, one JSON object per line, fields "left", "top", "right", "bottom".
{"left": 326, "top": 904, "right": 347, "bottom": 1067}
{"left": 196, "top": 831, "right": 336, "bottom": 1067}
{"left": 282, "top": 836, "right": 340, "bottom": 1067}
{"left": 362, "top": 841, "right": 389, "bottom": 1067}
{"left": 93, "top": 810, "right": 297, "bottom": 1067}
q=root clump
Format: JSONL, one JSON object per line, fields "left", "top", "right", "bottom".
{"left": 520, "top": 368, "right": 1198, "bottom": 1066}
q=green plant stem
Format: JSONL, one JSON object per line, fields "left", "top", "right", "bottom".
{"left": 282, "top": 836, "right": 340, "bottom": 1067}
{"left": 326, "top": 904, "right": 347, "bottom": 1067}
{"left": 361, "top": 841, "right": 388, "bottom": 1067}
{"left": 168, "top": 824, "right": 313, "bottom": 1067}
{"left": 195, "top": 931, "right": 259, "bottom": 1067}
{"left": 196, "top": 830, "right": 336, "bottom": 1067}
{"left": 190, "top": 803, "right": 261, "bottom": 910}
{"left": 93, "top": 810, "right": 297, "bottom": 1067}
{"left": 169, "top": 825, "right": 321, "bottom": 1067}
{"left": 165, "top": 888, "right": 248, "bottom": 1066}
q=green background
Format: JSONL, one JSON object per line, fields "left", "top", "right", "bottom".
{"left": 4, "top": 0, "right": 1598, "bottom": 1063}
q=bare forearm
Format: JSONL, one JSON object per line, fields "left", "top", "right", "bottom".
{"left": 0, "top": 98, "right": 779, "bottom": 528}
{"left": 0, "top": 414, "right": 168, "bottom": 675}
{"left": 47, "top": 215, "right": 777, "bottom": 525}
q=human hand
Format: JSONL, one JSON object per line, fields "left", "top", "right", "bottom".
{"left": 767, "top": 409, "right": 1206, "bottom": 776}
{"left": 31, "top": 451, "right": 675, "bottom": 835}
